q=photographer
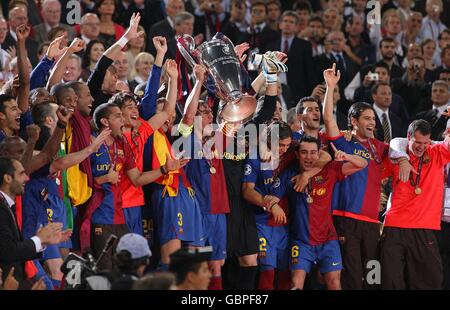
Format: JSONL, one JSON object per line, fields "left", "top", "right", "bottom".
{"left": 392, "top": 56, "right": 431, "bottom": 118}
{"left": 194, "top": 0, "right": 227, "bottom": 41}
{"left": 107, "top": 233, "right": 152, "bottom": 290}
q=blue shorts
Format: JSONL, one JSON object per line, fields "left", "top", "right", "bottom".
{"left": 152, "top": 185, "right": 204, "bottom": 246}
{"left": 123, "top": 206, "right": 143, "bottom": 235}
{"left": 42, "top": 244, "right": 61, "bottom": 261}
{"left": 141, "top": 205, "right": 154, "bottom": 248}
{"left": 290, "top": 239, "right": 342, "bottom": 274}
{"left": 257, "top": 223, "right": 289, "bottom": 271}
{"left": 203, "top": 214, "right": 227, "bottom": 260}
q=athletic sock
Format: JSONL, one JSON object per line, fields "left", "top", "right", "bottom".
{"left": 237, "top": 266, "right": 258, "bottom": 290}
{"left": 208, "top": 276, "right": 223, "bottom": 290}
{"left": 277, "top": 270, "right": 291, "bottom": 290}
{"left": 258, "top": 269, "right": 275, "bottom": 290}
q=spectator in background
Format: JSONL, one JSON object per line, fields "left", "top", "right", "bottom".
{"left": 400, "top": 11, "right": 423, "bottom": 50}
{"left": 433, "top": 29, "right": 450, "bottom": 67}
{"left": 169, "top": 247, "right": 212, "bottom": 290}
{"left": 402, "top": 42, "right": 423, "bottom": 69}
{"left": 125, "top": 25, "right": 146, "bottom": 75}
{"left": 437, "top": 68, "right": 450, "bottom": 87}
{"left": 81, "top": 40, "right": 105, "bottom": 82}
{"left": 344, "top": 15, "right": 375, "bottom": 67}
{"left": 287, "top": 107, "right": 301, "bottom": 134}
{"left": 267, "top": 11, "right": 315, "bottom": 103}
{"left": 266, "top": 0, "right": 281, "bottom": 32}
{"left": 47, "top": 27, "right": 69, "bottom": 49}
{"left": 113, "top": 52, "right": 131, "bottom": 91}
{"left": 3, "top": 6, "right": 38, "bottom": 66}
{"left": 79, "top": 13, "right": 101, "bottom": 46}
{"left": 392, "top": 56, "right": 430, "bottom": 117}
{"left": 95, "top": 0, "right": 125, "bottom": 49}
{"left": 322, "top": 8, "right": 342, "bottom": 34}
{"left": 420, "top": 0, "right": 447, "bottom": 41}
{"left": 63, "top": 54, "right": 82, "bottom": 83}
{"left": 33, "top": 0, "right": 75, "bottom": 46}
{"left": 292, "top": 0, "right": 312, "bottom": 35}
{"left": 299, "top": 16, "right": 325, "bottom": 57}
{"left": 130, "top": 52, "right": 153, "bottom": 89}
{"left": 415, "top": 79, "right": 450, "bottom": 141}
{"left": 422, "top": 38, "right": 438, "bottom": 82}
{"left": 193, "top": 0, "right": 226, "bottom": 41}
{"left": 371, "top": 81, "right": 406, "bottom": 142}
{"left": 147, "top": 0, "right": 185, "bottom": 57}
{"left": 222, "top": 0, "right": 249, "bottom": 45}
{"left": 37, "top": 42, "right": 50, "bottom": 61}
{"left": 166, "top": 12, "right": 197, "bottom": 61}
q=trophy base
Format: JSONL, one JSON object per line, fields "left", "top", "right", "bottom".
{"left": 218, "top": 95, "right": 257, "bottom": 137}
{"left": 220, "top": 95, "right": 257, "bottom": 124}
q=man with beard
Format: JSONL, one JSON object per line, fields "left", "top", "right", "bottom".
{"left": 294, "top": 96, "right": 327, "bottom": 146}
{"left": 268, "top": 135, "right": 367, "bottom": 290}
{"left": 0, "top": 95, "right": 22, "bottom": 143}
{"left": 323, "top": 63, "right": 390, "bottom": 290}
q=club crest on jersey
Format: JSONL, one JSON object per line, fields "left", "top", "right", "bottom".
{"left": 273, "top": 177, "right": 281, "bottom": 188}
{"left": 244, "top": 164, "right": 252, "bottom": 175}
{"left": 117, "top": 149, "right": 124, "bottom": 157}
{"left": 314, "top": 175, "right": 324, "bottom": 184}
{"left": 115, "top": 163, "right": 123, "bottom": 171}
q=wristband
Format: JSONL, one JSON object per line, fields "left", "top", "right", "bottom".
{"left": 160, "top": 164, "right": 168, "bottom": 175}
{"left": 57, "top": 121, "right": 66, "bottom": 129}
{"left": 117, "top": 36, "right": 129, "bottom": 48}
{"left": 268, "top": 203, "right": 277, "bottom": 211}
{"left": 264, "top": 73, "right": 278, "bottom": 84}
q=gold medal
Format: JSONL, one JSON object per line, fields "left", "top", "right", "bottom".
{"left": 210, "top": 166, "right": 216, "bottom": 174}
{"left": 306, "top": 195, "right": 313, "bottom": 204}
{"left": 415, "top": 187, "right": 422, "bottom": 195}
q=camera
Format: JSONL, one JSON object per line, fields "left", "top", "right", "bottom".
{"left": 368, "top": 72, "right": 379, "bottom": 81}
{"left": 412, "top": 62, "right": 421, "bottom": 72}
{"left": 209, "top": 3, "right": 216, "bottom": 9}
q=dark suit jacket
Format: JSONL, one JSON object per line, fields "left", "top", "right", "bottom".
{"left": 267, "top": 37, "right": 315, "bottom": 103}
{"left": 0, "top": 200, "right": 38, "bottom": 285}
{"left": 314, "top": 52, "right": 353, "bottom": 99}
{"left": 415, "top": 109, "right": 449, "bottom": 141}
{"left": 241, "top": 24, "right": 279, "bottom": 54}
{"left": 2, "top": 33, "right": 39, "bottom": 66}
{"left": 374, "top": 109, "right": 406, "bottom": 141}
{"left": 221, "top": 21, "right": 248, "bottom": 46}
{"left": 146, "top": 18, "right": 175, "bottom": 57}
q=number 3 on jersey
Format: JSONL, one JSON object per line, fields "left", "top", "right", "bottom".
{"left": 177, "top": 212, "right": 184, "bottom": 234}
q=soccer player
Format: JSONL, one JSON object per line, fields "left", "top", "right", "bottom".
{"left": 323, "top": 63, "right": 390, "bottom": 289}
{"left": 381, "top": 119, "right": 450, "bottom": 289}
{"left": 178, "top": 64, "right": 230, "bottom": 290}
{"left": 86, "top": 100, "right": 186, "bottom": 271}
{"left": 269, "top": 135, "right": 368, "bottom": 289}
{"left": 242, "top": 121, "right": 292, "bottom": 290}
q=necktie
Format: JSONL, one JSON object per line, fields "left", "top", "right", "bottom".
{"left": 336, "top": 53, "right": 346, "bottom": 71}
{"left": 283, "top": 39, "right": 289, "bottom": 54}
{"left": 382, "top": 113, "right": 391, "bottom": 143}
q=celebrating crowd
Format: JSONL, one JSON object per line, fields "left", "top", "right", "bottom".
{"left": 1, "top": 0, "right": 450, "bottom": 291}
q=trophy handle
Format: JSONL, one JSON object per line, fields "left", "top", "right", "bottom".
{"left": 176, "top": 35, "right": 198, "bottom": 68}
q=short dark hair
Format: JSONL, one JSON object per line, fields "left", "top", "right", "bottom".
{"left": 293, "top": 0, "right": 312, "bottom": 13}
{"left": 438, "top": 28, "right": 450, "bottom": 40}
{"left": 379, "top": 37, "right": 396, "bottom": 49}
{"left": 174, "top": 262, "right": 203, "bottom": 285}
{"left": 66, "top": 81, "right": 84, "bottom": 96}
{"left": 438, "top": 68, "right": 450, "bottom": 77}
{"left": 374, "top": 61, "right": 390, "bottom": 74}
{"left": 93, "top": 102, "right": 119, "bottom": 130}
{"left": 50, "top": 83, "right": 74, "bottom": 105}
{"left": 108, "top": 92, "right": 137, "bottom": 109}
{"left": 407, "top": 119, "right": 431, "bottom": 138}
{"left": 0, "top": 156, "right": 16, "bottom": 187}
{"left": 47, "top": 26, "right": 67, "bottom": 41}
{"left": 308, "top": 16, "right": 324, "bottom": 26}
{"left": 281, "top": 10, "right": 299, "bottom": 24}
{"left": 267, "top": 120, "right": 292, "bottom": 142}
{"left": 267, "top": 0, "right": 281, "bottom": 9}
{"left": 298, "top": 135, "right": 320, "bottom": 150}
{"left": 251, "top": 1, "right": 267, "bottom": 11}
{"left": 32, "top": 103, "right": 55, "bottom": 126}
{"left": 296, "top": 96, "right": 320, "bottom": 114}
{"left": 0, "top": 95, "right": 16, "bottom": 114}
{"left": 371, "top": 81, "right": 391, "bottom": 95}
{"left": 347, "top": 102, "right": 375, "bottom": 130}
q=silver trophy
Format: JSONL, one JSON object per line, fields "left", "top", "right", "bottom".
{"left": 177, "top": 33, "right": 257, "bottom": 135}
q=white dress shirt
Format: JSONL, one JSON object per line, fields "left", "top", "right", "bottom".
{"left": 0, "top": 190, "right": 44, "bottom": 253}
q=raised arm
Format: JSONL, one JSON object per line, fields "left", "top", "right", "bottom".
{"left": 322, "top": 63, "right": 341, "bottom": 138}
{"left": 180, "top": 65, "right": 206, "bottom": 129}
{"left": 332, "top": 143, "right": 368, "bottom": 176}
{"left": 30, "top": 35, "right": 66, "bottom": 90}
{"left": 16, "top": 24, "right": 31, "bottom": 114}
{"left": 49, "top": 129, "right": 110, "bottom": 174}
{"left": 24, "top": 107, "right": 73, "bottom": 174}
{"left": 147, "top": 59, "right": 178, "bottom": 131}
{"left": 46, "top": 38, "right": 85, "bottom": 90}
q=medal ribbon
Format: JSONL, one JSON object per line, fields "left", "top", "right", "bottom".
{"left": 409, "top": 155, "right": 423, "bottom": 188}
